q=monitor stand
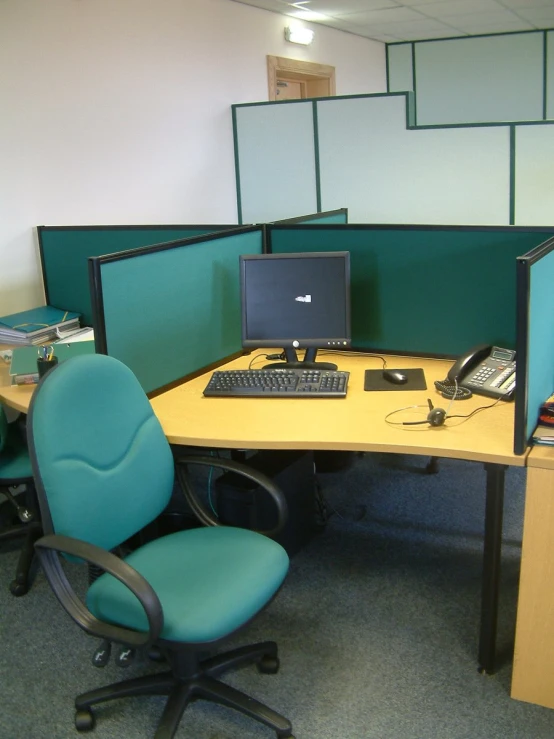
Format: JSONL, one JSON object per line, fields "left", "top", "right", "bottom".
{"left": 263, "top": 347, "right": 337, "bottom": 371}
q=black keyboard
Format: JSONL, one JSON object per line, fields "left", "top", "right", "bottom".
{"left": 203, "top": 368, "right": 349, "bottom": 398}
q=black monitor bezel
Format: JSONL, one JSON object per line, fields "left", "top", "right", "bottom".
{"left": 239, "top": 250, "right": 352, "bottom": 352}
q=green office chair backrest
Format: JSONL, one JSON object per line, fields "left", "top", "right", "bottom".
{"left": 27, "top": 354, "right": 175, "bottom": 551}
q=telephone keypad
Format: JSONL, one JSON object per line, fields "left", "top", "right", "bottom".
{"left": 468, "top": 365, "right": 495, "bottom": 386}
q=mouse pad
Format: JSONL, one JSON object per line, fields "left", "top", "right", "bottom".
{"left": 364, "top": 368, "right": 427, "bottom": 392}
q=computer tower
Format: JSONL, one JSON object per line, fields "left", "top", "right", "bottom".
{"left": 214, "top": 450, "right": 317, "bottom": 557}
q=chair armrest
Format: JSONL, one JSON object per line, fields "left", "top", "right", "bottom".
{"left": 172, "top": 452, "right": 288, "bottom": 538}
{"left": 35, "top": 534, "right": 163, "bottom": 649}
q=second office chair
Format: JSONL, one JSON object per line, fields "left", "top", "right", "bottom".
{"left": 0, "top": 404, "right": 41, "bottom": 596}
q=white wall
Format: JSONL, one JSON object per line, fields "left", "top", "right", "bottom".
{"left": 0, "top": 0, "right": 386, "bottom": 316}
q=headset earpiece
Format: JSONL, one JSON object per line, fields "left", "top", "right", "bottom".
{"left": 427, "top": 407, "right": 447, "bottom": 426}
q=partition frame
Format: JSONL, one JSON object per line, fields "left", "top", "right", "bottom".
{"left": 88, "top": 225, "right": 263, "bottom": 395}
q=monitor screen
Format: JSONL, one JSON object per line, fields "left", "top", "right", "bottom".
{"left": 240, "top": 251, "right": 351, "bottom": 370}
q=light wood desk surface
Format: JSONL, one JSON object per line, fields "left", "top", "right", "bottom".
{"left": 149, "top": 352, "right": 526, "bottom": 467}
{"left": 0, "top": 351, "right": 524, "bottom": 467}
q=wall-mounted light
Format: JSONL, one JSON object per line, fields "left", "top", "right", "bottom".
{"left": 284, "top": 26, "right": 314, "bottom": 45}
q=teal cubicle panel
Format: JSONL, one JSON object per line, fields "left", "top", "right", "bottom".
{"left": 268, "top": 224, "right": 554, "bottom": 358}
{"left": 515, "top": 238, "right": 554, "bottom": 454}
{"left": 90, "top": 227, "right": 263, "bottom": 394}
{"left": 38, "top": 225, "right": 233, "bottom": 327}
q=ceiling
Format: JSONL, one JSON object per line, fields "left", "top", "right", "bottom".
{"left": 229, "top": 0, "right": 554, "bottom": 43}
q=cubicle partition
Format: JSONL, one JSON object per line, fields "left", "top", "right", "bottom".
{"left": 269, "top": 208, "right": 348, "bottom": 226}
{"left": 89, "top": 226, "right": 264, "bottom": 394}
{"left": 267, "top": 223, "right": 554, "bottom": 358}
{"left": 514, "top": 236, "right": 554, "bottom": 454}
{"left": 233, "top": 93, "right": 554, "bottom": 227}
{"left": 38, "top": 224, "right": 235, "bottom": 326}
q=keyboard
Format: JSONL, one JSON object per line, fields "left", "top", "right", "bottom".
{"left": 203, "top": 368, "right": 349, "bottom": 398}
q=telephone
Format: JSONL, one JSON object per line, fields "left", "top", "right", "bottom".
{"left": 444, "top": 344, "right": 516, "bottom": 400}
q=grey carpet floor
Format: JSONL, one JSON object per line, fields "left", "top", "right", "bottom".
{"left": 1, "top": 452, "right": 554, "bottom": 739}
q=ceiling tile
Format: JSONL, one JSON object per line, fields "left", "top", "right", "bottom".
{"left": 332, "top": 6, "right": 432, "bottom": 23}
{"left": 363, "top": 17, "right": 465, "bottom": 33}
{"left": 446, "top": 16, "right": 536, "bottom": 32}
{"left": 514, "top": 7, "right": 554, "bottom": 21}
{"left": 416, "top": 1, "right": 512, "bottom": 19}
{"left": 494, "top": 0, "right": 554, "bottom": 8}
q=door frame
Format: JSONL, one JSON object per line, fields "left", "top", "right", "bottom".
{"left": 267, "top": 56, "right": 336, "bottom": 101}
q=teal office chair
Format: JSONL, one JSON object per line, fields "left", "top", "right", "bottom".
{"left": 27, "top": 354, "right": 294, "bottom": 739}
{"left": 0, "top": 404, "right": 41, "bottom": 595}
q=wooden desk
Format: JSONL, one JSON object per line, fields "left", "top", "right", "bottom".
{"left": 511, "top": 445, "right": 554, "bottom": 709}
{"left": 150, "top": 354, "right": 521, "bottom": 466}
{"left": 0, "top": 352, "right": 527, "bottom": 678}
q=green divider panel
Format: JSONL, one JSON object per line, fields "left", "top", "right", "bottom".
{"left": 269, "top": 225, "right": 554, "bottom": 358}
{"left": 38, "top": 225, "right": 233, "bottom": 327}
{"left": 515, "top": 238, "right": 554, "bottom": 454}
{"left": 92, "top": 228, "right": 262, "bottom": 394}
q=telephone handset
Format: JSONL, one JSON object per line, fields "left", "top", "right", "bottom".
{"left": 446, "top": 344, "right": 516, "bottom": 400}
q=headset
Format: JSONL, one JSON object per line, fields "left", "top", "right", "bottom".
{"left": 386, "top": 398, "right": 448, "bottom": 427}
{"left": 385, "top": 394, "right": 500, "bottom": 429}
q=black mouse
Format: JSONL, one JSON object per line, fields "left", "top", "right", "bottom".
{"left": 383, "top": 369, "right": 408, "bottom": 385}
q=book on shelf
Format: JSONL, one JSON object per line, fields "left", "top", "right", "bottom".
{"left": 0, "top": 305, "right": 80, "bottom": 345}
{"left": 9, "top": 340, "right": 95, "bottom": 384}
{"left": 532, "top": 424, "right": 554, "bottom": 446}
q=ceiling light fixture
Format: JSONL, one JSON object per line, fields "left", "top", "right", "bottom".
{"left": 284, "top": 25, "right": 314, "bottom": 45}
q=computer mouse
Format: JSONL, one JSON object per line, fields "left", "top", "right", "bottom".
{"left": 382, "top": 369, "right": 408, "bottom": 385}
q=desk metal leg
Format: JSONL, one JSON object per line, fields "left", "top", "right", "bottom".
{"left": 479, "top": 463, "right": 507, "bottom": 674}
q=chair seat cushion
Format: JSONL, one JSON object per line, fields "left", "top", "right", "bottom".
{"left": 86, "top": 526, "right": 289, "bottom": 644}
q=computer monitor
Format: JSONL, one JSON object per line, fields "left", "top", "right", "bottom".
{"left": 240, "top": 251, "right": 351, "bottom": 370}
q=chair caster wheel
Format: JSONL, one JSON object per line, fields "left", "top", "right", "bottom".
{"left": 9, "top": 580, "right": 28, "bottom": 597}
{"left": 75, "top": 708, "right": 95, "bottom": 731}
{"left": 258, "top": 654, "right": 280, "bottom": 674}
{"left": 148, "top": 645, "right": 165, "bottom": 662}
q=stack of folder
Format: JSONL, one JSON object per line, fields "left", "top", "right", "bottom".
{"left": 0, "top": 306, "right": 80, "bottom": 345}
